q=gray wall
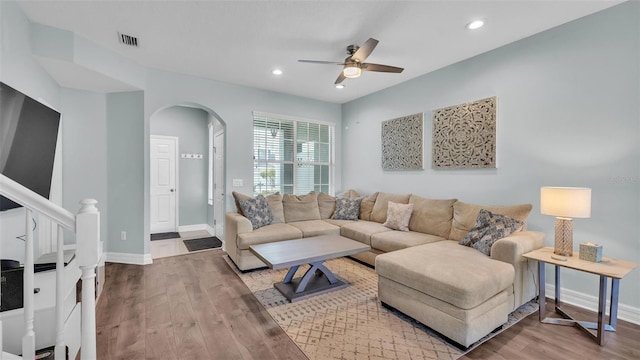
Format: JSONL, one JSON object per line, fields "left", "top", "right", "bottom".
{"left": 342, "top": 2, "right": 639, "bottom": 309}
{"left": 106, "top": 91, "right": 145, "bottom": 255}
{"left": 151, "top": 106, "right": 209, "bottom": 227}
{"left": 60, "top": 89, "right": 108, "bottom": 245}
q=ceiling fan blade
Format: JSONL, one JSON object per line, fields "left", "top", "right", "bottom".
{"left": 298, "top": 60, "right": 343, "bottom": 65}
{"left": 362, "top": 63, "right": 404, "bottom": 73}
{"left": 335, "top": 72, "right": 346, "bottom": 84}
{"left": 351, "top": 38, "right": 379, "bottom": 63}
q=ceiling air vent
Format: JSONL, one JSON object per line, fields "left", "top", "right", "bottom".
{"left": 118, "top": 32, "right": 138, "bottom": 47}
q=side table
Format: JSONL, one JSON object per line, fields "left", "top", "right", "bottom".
{"left": 523, "top": 247, "right": 637, "bottom": 345}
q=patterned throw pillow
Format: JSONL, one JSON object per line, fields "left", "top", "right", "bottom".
{"left": 332, "top": 197, "right": 362, "bottom": 220}
{"left": 459, "top": 209, "right": 523, "bottom": 255}
{"left": 239, "top": 195, "right": 273, "bottom": 230}
{"left": 382, "top": 201, "right": 414, "bottom": 232}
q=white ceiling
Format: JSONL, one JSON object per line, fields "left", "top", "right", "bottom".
{"left": 18, "top": 0, "right": 623, "bottom": 104}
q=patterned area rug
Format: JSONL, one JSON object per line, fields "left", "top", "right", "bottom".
{"left": 225, "top": 256, "right": 537, "bottom": 360}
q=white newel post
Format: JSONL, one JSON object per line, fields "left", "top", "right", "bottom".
{"left": 75, "top": 199, "right": 99, "bottom": 360}
{"left": 22, "top": 209, "right": 36, "bottom": 359}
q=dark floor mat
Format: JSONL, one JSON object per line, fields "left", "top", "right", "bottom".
{"left": 183, "top": 237, "right": 222, "bottom": 252}
{"left": 151, "top": 232, "right": 181, "bottom": 241}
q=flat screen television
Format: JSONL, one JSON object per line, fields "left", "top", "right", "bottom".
{"left": 0, "top": 82, "right": 61, "bottom": 211}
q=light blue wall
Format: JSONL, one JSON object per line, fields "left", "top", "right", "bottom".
{"left": 151, "top": 106, "right": 209, "bottom": 227}
{"left": 60, "top": 89, "right": 108, "bottom": 245}
{"left": 342, "top": 2, "right": 639, "bottom": 309}
{"left": 106, "top": 91, "right": 145, "bottom": 255}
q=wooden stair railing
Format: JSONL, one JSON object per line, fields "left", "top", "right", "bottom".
{"left": 0, "top": 174, "right": 99, "bottom": 359}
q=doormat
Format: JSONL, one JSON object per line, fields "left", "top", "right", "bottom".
{"left": 151, "top": 232, "right": 180, "bottom": 241}
{"left": 225, "top": 256, "right": 538, "bottom": 360}
{"left": 183, "top": 237, "right": 222, "bottom": 252}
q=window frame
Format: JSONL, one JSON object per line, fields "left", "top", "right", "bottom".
{"left": 252, "top": 111, "right": 335, "bottom": 196}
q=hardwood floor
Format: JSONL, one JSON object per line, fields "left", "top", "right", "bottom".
{"left": 96, "top": 249, "right": 305, "bottom": 360}
{"left": 96, "top": 250, "right": 639, "bottom": 360}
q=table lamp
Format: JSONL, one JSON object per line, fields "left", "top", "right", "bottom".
{"left": 540, "top": 187, "right": 591, "bottom": 256}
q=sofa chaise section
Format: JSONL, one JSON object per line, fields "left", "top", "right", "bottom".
{"left": 377, "top": 240, "right": 514, "bottom": 347}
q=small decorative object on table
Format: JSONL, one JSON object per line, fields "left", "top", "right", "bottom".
{"left": 579, "top": 242, "right": 603, "bottom": 262}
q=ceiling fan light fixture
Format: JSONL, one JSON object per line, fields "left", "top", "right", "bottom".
{"left": 335, "top": 84, "right": 345, "bottom": 89}
{"left": 343, "top": 64, "right": 361, "bottom": 78}
{"left": 271, "top": 69, "right": 283, "bottom": 75}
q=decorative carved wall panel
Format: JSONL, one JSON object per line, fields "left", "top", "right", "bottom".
{"left": 381, "top": 113, "right": 423, "bottom": 171}
{"left": 432, "top": 97, "right": 496, "bottom": 169}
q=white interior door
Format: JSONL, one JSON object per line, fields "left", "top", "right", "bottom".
{"left": 214, "top": 131, "right": 225, "bottom": 238}
{"left": 150, "top": 135, "right": 178, "bottom": 233}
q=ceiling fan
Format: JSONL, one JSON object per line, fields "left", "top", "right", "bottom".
{"left": 298, "top": 38, "right": 404, "bottom": 84}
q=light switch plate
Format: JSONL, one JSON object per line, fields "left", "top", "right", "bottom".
{"left": 233, "top": 179, "right": 243, "bottom": 187}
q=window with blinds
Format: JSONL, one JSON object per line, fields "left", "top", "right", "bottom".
{"left": 252, "top": 112, "right": 333, "bottom": 196}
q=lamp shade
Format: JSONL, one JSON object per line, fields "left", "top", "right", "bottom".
{"left": 540, "top": 187, "right": 591, "bottom": 218}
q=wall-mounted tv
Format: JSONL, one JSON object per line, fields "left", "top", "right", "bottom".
{"left": 0, "top": 82, "right": 61, "bottom": 211}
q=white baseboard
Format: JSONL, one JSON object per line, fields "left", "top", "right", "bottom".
{"left": 545, "top": 284, "right": 640, "bottom": 325}
{"left": 178, "top": 224, "right": 208, "bottom": 232}
{"left": 105, "top": 252, "right": 152, "bottom": 265}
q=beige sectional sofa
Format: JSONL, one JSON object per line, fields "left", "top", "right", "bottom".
{"left": 225, "top": 190, "right": 544, "bottom": 347}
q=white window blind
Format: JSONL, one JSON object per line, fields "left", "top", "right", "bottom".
{"left": 252, "top": 112, "right": 333, "bottom": 196}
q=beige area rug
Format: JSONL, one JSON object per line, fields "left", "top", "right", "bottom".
{"left": 225, "top": 256, "right": 537, "bottom": 360}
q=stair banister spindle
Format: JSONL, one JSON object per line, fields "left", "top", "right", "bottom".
{"left": 76, "top": 199, "right": 99, "bottom": 360}
{"left": 22, "top": 209, "right": 36, "bottom": 358}
{"left": 55, "top": 224, "right": 65, "bottom": 360}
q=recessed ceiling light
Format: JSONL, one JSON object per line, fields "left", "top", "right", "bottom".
{"left": 335, "top": 84, "right": 345, "bottom": 89}
{"left": 272, "top": 69, "right": 283, "bottom": 75}
{"left": 466, "top": 20, "right": 484, "bottom": 30}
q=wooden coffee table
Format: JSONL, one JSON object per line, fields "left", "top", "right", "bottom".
{"left": 249, "top": 235, "right": 370, "bottom": 302}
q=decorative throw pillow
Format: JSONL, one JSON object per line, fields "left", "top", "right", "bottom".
{"left": 317, "top": 192, "right": 337, "bottom": 219}
{"left": 282, "top": 192, "right": 321, "bottom": 223}
{"left": 359, "top": 192, "right": 378, "bottom": 221}
{"left": 332, "top": 197, "right": 362, "bottom": 220}
{"left": 338, "top": 189, "right": 361, "bottom": 199}
{"left": 382, "top": 201, "right": 414, "bottom": 232}
{"left": 232, "top": 191, "right": 251, "bottom": 215}
{"left": 238, "top": 195, "right": 273, "bottom": 230}
{"left": 265, "top": 192, "right": 285, "bottom": 224}
{"left": 459, "top": 209, "right": 523, "bottom": 256}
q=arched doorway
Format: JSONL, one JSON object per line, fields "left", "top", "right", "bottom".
{"left": 148, "top": 103, "right": 225, "bottom": 258}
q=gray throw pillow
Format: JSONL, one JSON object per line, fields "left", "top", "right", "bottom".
{"left": 332, "top": 197, "right": 362, "bottom": 220}
{"left": 239, "top": 195, "right": 273, "bottom": 230}
{"left": 460, "top": 209, "right": 523, "bottom": 256}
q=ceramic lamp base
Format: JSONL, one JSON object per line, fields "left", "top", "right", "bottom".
{"left": 554, "top": 217, "right": 573, "bottom": 256}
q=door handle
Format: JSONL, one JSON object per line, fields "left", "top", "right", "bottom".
{"left": 170, "top": 189, "right": 175, "bottom": 192}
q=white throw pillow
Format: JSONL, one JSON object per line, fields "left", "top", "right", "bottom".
{"left": 383, "top": 201, "right": 414, "bottom": 232}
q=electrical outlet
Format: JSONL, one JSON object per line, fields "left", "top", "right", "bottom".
{"left": 121, "top": 231, "right": 127, "bottom": 241}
